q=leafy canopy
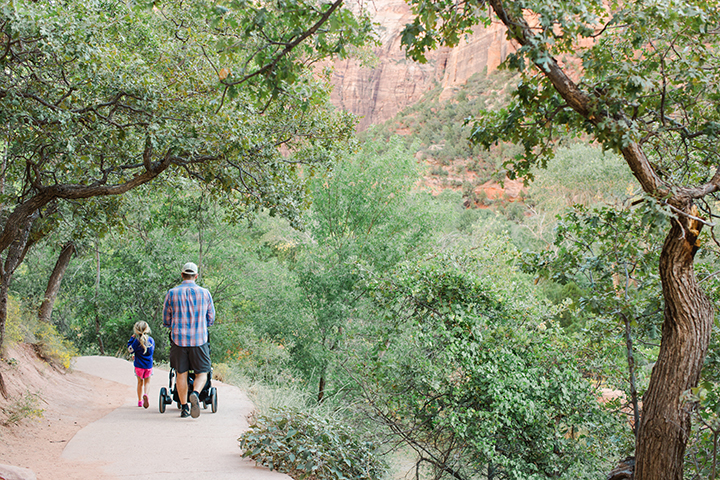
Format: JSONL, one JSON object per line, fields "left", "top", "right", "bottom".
{"left": 401, "top": 0, "right": 720, "bottom": 187}
{"left": 0, "top": 0, "right": 371, "bottom": 251}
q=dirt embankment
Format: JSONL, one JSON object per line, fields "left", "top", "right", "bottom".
{"left": 0, "top": 344, "right": 129, "bottom": 480}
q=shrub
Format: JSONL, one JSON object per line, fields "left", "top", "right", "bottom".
{"left": 1, "top": 390, "right": 43, "bottom": 426}
{"left": 239, "top": 408, "right": 386, "bottom": 480}
{"left": 4, "top": 295, "right": 77, "bottom": 368}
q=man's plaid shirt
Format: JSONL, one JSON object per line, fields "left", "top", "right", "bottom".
{"left": 163, "top": 280, "right": 215, "bottom": 346}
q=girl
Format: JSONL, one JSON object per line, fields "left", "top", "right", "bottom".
{"left": 127, "top": 321, "right": 155, "bottom": 408}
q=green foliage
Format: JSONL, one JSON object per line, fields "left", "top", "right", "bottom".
{"left": 239, "top": 409, "right": 386, "bottom": 480}
{"left": 1, "top": 0, "right": 357, "bottom": 216}
{"left": 3, "top": 295, "right": 77, "bottom": 368}
{"left": 521, "top": 202, "right": 667, "bottom": 381}
{"left": 212, "top": 322, "right": 296, "bottom": 384}
{"left": 1, "top": 390, "right": 43, "bottom": 426}
{"left": 684, "top": 378, "right": 720, "bottom": 479}
{"left": 405, "top": 0, "right": 720, "bottom": 188}
{"left": 353, "top": 237, "right": 628, "bottom": 479}
{"left": 528, "top": 144, "right": 639, "bottom": 214}
{"left": 361, "top": 70, "right": 516, "bottom": 178}
{"left": 289, "top": 138, "right": 444, "bottom": 397}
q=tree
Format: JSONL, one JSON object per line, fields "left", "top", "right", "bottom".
{"left": 523, "top": 202, "right": 669, "bottom": 436}
{"left": 0, "top": 0, "right": 371, "bottom": 351}
{"left": 293, "top": 139, "right": 440, "bottom": 401}
{"left": 400, "top": 0, "right": 720, "bottom": 477}
{"left": 352, "top": 237, "right": 625, "bottom": 479}
{"left": 37, "top": 240, "right": 75, "bottom": 324}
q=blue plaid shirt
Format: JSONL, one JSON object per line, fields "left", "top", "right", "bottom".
{"left": 163, "top": 280, "right": 215, "bottom": 347}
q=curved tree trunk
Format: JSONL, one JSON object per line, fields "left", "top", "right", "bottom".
{"left": 38, "top": 241, "right": 75, "bottom": 324}
{"left": 0, "top": 212, "right": 37, "bottom": 354}
{"left": 634, "top": 213, "right": 714, "bottom": 480}
{"left": 477, "top": 3, "right": 717, "bottom": 476}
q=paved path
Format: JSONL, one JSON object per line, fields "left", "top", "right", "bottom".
{"left": 65, "top": 356, "right": 291, "bottom": 480}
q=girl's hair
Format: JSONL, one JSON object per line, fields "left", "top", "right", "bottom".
{"left": 133, "top": 321, "right": 152, "bottom": 354}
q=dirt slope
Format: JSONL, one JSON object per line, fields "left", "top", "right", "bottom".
{"left": 0, "top": 344, "right": 126, "bottom": 479}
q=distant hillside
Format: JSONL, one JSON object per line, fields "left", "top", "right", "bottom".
{"left": 329, "top": 0, "right": 514, "bottom": 130}
{"left": 360, "top": 69, "right": 527, "bottom": 215}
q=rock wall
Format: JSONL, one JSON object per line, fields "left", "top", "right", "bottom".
{"left": 330, "top": 0, "right": 514, "bottom": 130}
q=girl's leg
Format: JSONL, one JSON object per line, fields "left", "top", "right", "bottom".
{"left": 136, "top": 376, "right": 143, "bottom": 406}
{"left": 142, "top": 376, "right": 151, "bottom": 408}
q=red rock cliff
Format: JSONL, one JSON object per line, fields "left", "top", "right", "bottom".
{"left": 330, "top": 0, "right": 514, "bottom": 130}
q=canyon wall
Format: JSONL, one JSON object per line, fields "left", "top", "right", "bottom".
{"left": 330, "top": 0, "right": 514, "bottom": 130}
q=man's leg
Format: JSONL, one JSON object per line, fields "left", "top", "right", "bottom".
{"left": 187, "top": 343, "right": 211, "bottom": 418}
{"left": 189, "top": 372, "right": 206, "bottom": 418}
{"left": 192, "top": 372, "right": 207, "bottom": 395}
{"left": 170, "top": 342, "right": 191, "bottom": 417}
{"left": 176, "top": 371, "right": 189, "bottom": 406}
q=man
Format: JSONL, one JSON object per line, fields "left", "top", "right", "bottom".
{"left": 163, "top": 261, "right": 215, "bottom": 418}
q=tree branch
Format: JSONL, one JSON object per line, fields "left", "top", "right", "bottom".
{"left": 224, "top": 0, "right": 344, "bottom": 88}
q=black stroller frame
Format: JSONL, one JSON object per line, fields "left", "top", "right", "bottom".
{"left": 159, "top": 367, "right": 218, "bottom": 414}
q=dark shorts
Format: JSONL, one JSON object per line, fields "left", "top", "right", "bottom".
{"left": 169, "top": 342, "right": 211, "bottom": 374}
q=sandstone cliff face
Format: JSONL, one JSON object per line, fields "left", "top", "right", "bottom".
{"left": 331, "top": 0, "right": 514, "bottom": 130}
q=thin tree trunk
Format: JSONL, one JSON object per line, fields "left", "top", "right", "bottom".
{"left": 622, "top": 312, "right": 640, "bottom": 438}
{"left": 94, "top": 238, "right": 105, "bottom": 355}
{"left": 635, "top": 215, "right": 714, "bottom": 480}
{"left": 198, "top": 227, "right": 203, "bottom": 276}
{"left": 318, "top": 374, "right": 326, "bottom": 403}
{"left": 38, "top": 241, "right": 75, "bottom": 324}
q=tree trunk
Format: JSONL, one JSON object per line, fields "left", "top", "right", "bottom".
{"left": 622, "top": 312, "right": 640, "bottom": 437}
{"left": 94, "top": 238, "right": 105, "bottom": 355}
{"left": 318, "top": 374, "right": 326, "bottom": 403}
{"left": 635, "top": 214, "right": 714, "bottom": 480}
{"left": 472, "top": 4, "right": 716, "bottom": 477}
{"left": 0, "top": 275, "right": 9, "bottom": 356}
{"left": 0, "top": 212, "right": 37, "bottom": 354}
{"left": 38, "top": 241, "right": 75, "bottom": 324}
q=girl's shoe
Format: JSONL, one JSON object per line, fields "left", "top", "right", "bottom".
{"left": 142, "top": 395, "right": 149, "bottom": 409}
{"left": 137, "top": 401, "right": 142, "bottom": 407}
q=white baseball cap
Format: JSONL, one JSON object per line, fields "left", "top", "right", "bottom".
{"left": 182, "top": 262, "right": 198, "bottom": 275}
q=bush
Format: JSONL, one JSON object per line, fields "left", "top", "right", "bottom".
{"left": 4, "top": 295, "right": 77, "bottom": 368}
{"left": 239, "top": 409, "right": 386, "bottom": 480}
{"left": 1, "top": 390, "right": 43, "bottom": 426}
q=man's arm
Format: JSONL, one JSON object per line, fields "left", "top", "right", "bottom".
{"left": 206, "top": 292, "right": 215, "bottom": 327}
{"left": 162, "top": 291, "right": 173, "bottom": 328}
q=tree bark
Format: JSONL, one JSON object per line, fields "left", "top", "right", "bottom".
{"left": 634, "top": 213, "right": 714, "bottom": 480}
{"left": 622, "top": 312, "right": 640, "bottom": 438}
{"left": 38, "top": 241, "right": 75, "bottom": 324}
{"left": 317, "top": 373, "right": 326, "bottom": 403}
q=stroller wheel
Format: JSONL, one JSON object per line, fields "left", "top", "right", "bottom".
{"left": 210, "top": 387, "right": 218, "bottom": 413}
{"left": 159, "top": 387, "right": 167, "bottom": 413}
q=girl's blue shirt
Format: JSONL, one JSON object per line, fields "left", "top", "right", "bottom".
{"left": 127, "top": 336, "right": 155, "bottom": 369}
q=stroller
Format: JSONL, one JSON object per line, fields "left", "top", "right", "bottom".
{"left": 159, "top": 367, "right": 218, "bottom": 414}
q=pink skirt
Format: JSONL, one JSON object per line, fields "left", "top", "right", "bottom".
{"left": 135, "top": 367, "right": 153, "bottom": 379}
